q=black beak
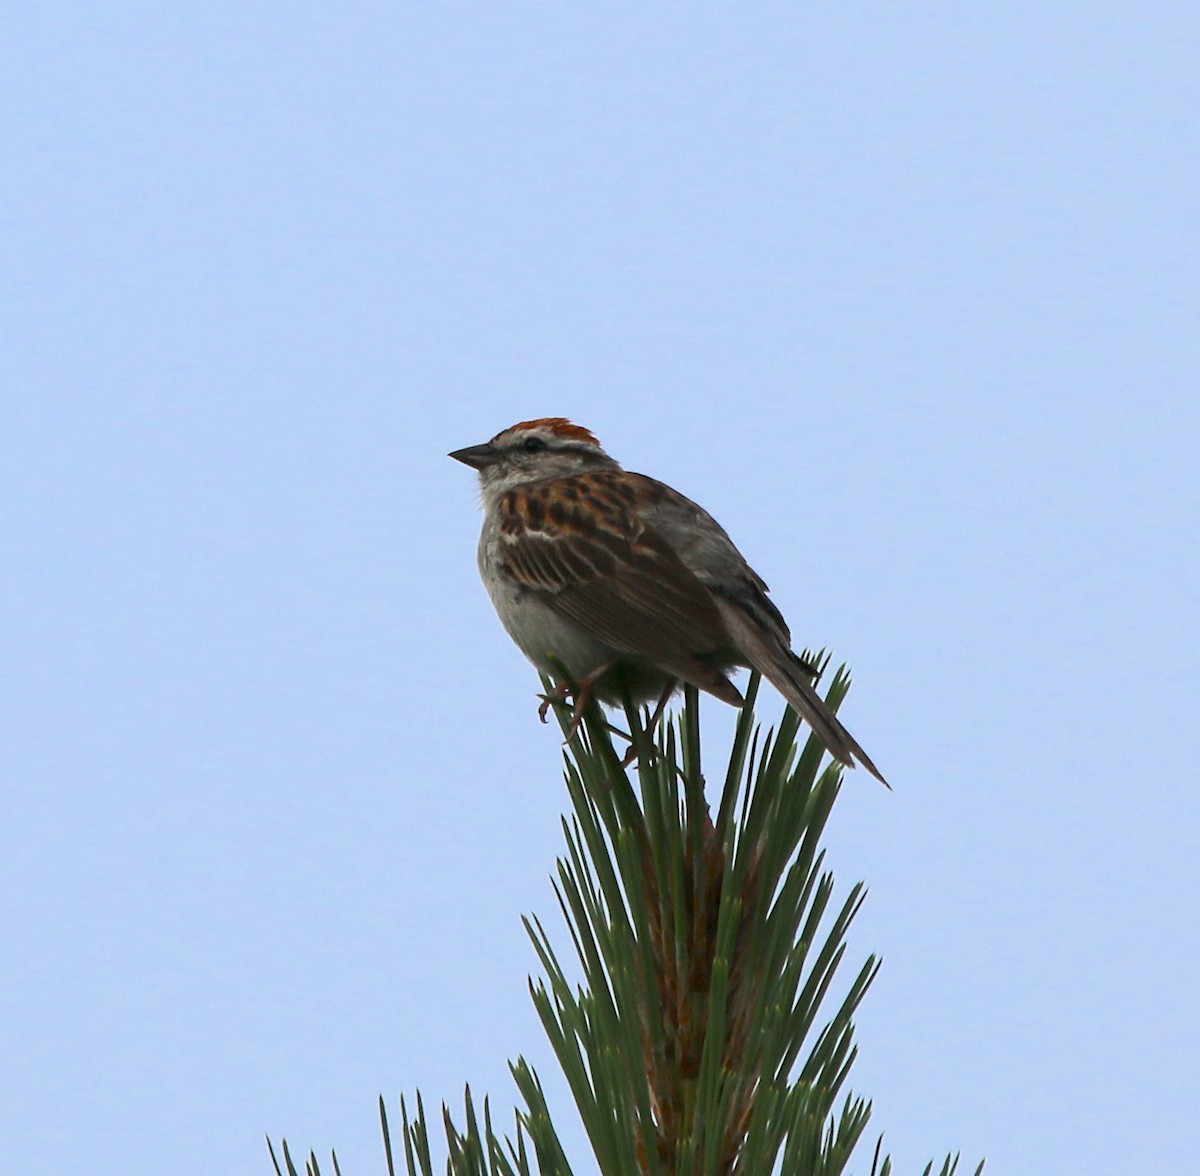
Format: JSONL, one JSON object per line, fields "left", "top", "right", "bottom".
{"left": 449, "top": 442, "right": 501, "bottom": 470}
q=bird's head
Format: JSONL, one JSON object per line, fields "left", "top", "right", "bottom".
{"left": 450, "top": 418, "right": 618, "bottom": 494}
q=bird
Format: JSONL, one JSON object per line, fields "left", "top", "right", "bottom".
{"left": 450, "top": 417, "right": 887, "bottom": 785}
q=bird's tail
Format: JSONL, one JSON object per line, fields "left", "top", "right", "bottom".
{"left": 717, "top": 604, "right": 889, "bottom": 788}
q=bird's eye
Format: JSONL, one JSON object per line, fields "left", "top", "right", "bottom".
{"left": 522, "top": 436, "right": 546, "bottom": 453}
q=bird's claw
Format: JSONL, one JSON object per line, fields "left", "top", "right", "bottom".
{"left": 537, "top": 681, "right": 573, "bottom": 724}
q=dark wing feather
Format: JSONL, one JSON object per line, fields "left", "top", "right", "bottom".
{"left": 625, "top": 472, "right": 795, "bottom": 648}
{"left": 623, "top": 474, "right": 885, "bottom": 783}
{"left": 497, "top": 474, "right": 735, "bottom": 684}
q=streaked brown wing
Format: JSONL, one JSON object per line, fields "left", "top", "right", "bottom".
{"left": 497, "top": 473, "right": 732, "bottom": 668}
{"left": 625, "top": 472, "right": 794, "bottom": 647}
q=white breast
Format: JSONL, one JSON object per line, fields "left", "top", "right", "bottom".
{"left": 477, "top": 524, "right": 615, "bottom": 681}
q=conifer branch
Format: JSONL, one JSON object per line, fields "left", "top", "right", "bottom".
{"left": 269, "top": 671, "right": 982, "bottom": 1176}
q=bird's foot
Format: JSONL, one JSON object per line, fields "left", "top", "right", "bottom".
{"left": 562, "top": 663, "right": 615, "bottom": 742}
{"left": 537, "top": 679, "right": 572, "bottom": 723}
{"left": 616, "top": 681, "right": 675, "bottom": 768}
{"left": 537, "top": 665, "right": 616, "bottom": 743}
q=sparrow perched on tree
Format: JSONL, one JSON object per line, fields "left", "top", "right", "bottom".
{"left": 450, "top": 418, "right": 887, "bottom": 785}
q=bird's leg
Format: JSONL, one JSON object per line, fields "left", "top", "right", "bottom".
{"left": 618, "top": 680, "right": 675, "bottom": 768}
{"left": 644, "top": 680, "right": 674, "bottom": 739}
{"left": 538, "top": 675, "right": 632, "bottom": 746}
{"left": 537, "top": 678, "right": 573, "bottom": 723}
{"left": 562, "top": 662, "right": 614, "bottom": 742}
{"left": 537, "top": 666, "right": 645, "bottom": 753}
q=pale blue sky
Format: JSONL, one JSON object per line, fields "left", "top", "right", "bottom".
{"left": 3, "top": 4, "right": 1198, "bottom": 1174}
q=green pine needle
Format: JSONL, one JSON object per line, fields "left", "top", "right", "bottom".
{"left": 268, "top": 673, "right": 982, "bottom": 1175}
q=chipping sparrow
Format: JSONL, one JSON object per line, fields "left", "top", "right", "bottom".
{"left": 450, "top": 418, "right": 887, "bottom": 785}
